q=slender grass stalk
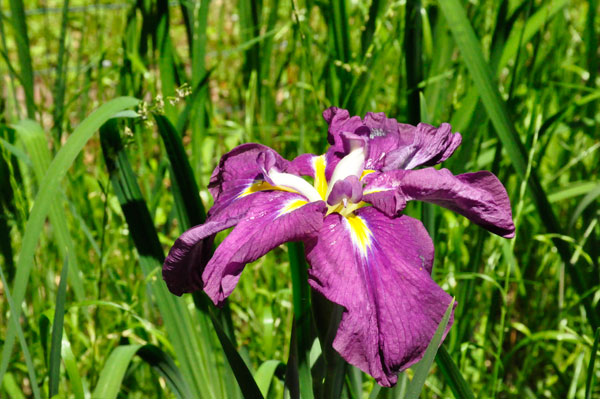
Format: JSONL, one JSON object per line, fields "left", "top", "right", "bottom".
{"left": 7, "top": 0, "right": 35, "bottom": 118}
{"left": 51, "top": 0, "right": 70, "bottom": 140}
{"left": 48, "top": 258, "right": 68, "bottom": 398}
{"left": 435, "top": 346, "right": 476, "bottom": 399}
{"left": 16, "top": 119, "right": 85, "bottom": 300}
{"left": 0, "top": 265, "right": 41, "bottom": 399}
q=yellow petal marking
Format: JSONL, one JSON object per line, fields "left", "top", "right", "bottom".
{"left": 362, "top": 187, "right": 388, "bottom": 195}
{"left": 345, "top": 214, "right": 372, "bottom": 256}
{"left": 313, "top": 155, "right": 328, "bottom": 200}
{"left": 278, "top": 199, "right": 309, "bottom": 217}
{"left": 237, "top": 181, "right": 298, "bottom": 198}
{"left": 360, "top": 169, "right": 375, "bottom": 180}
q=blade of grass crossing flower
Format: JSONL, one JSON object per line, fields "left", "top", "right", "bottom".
{"left": 585, "top": 328, "right": 600, "bottom": 399}
{"left": 48, "top": 258, "right": 68, "bottom": 398}
{"left": 405, "top": 299, "right": 455, "bottom": 399}
{"left": 0, "top": 97, "right": 140, "bottom": 386}
{"left": 100, "top": 119, "right": 215, "bottom": 398}
{"left": 0, "top": 264, "right": 41, "bottom": 399}
{"left": 435, "top": 346, "right": 476, "bottom": 399}
{"left": 437, "top": 0, "right": 600, "bottom": 330}
{"left": 287, "top": 241, "right": 315, "bottom": 399}
{"left": 7, "top": 0, "right": 35, "bottom": 118}
{"left": 15, "top": 119, "right": 84, "bottom": 301}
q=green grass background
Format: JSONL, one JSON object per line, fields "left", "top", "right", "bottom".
{"left": 0, "top": 0, "right": 599, "bottom": 397}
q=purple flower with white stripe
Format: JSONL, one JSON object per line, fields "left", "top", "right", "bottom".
{"left": 163, "top": 107, "right": 515, "bottom": 387}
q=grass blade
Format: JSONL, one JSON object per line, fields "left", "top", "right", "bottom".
{"left": 585, "top": 328, "right": 600, "bottom": 399}
{"left": 137, "top": 345, "right": 194, "bottom": 399}
{"left": 404, "top": 0, "right": 423, "bottom": 125}
{"left": 405, "top": 299, "right": 455, "bottom": 399}
{"left": 435, "top": 346, "right": 476, "bottom": 399}
{"left": 153, "top": 113, "right": 206, "bottom": 226}
{"left": 51, "top": 0, "right": 70, "bottom": 139}
{"left": 0, "top": 262, "right": 41, "bottom": 399}
{"left": 204, "top": 304, "right": 264, "bottom": 399}
{"left": 48, "top": 257, "right": 68, "bottom": 398}
{"left": 6, "top": 0, "right": 35, "bottom": 118}
{"left": 498, "top": 0, "right": 569, "bottom": 71}
{"left": 255, "top": 360, "right": 283, "bottom": 397}
{"left": 15, "top": 119, "right": 85, "bottom": 301}
{"left": 92, "top": 344, "right": 142, "bottom": 399}
{"left": 61, "top": 338, "right": 85, "bottom": 399}
{"left": 0, "top": 97, "right": 140, "bottom": 386}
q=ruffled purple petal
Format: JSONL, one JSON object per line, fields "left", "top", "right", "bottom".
{"left": 203, "top": 192, "right": 327, "bottom": 306}
{"left": 382, "top": 123, "right": 462, "bottom": 170}
{"left": 306, "top": 207, "right": 454, "bottom": 386}
{"left": 322, "top": 107, "right": 462, "bottom": 172}
{"left": 363, "top": 168, "right": 515, "bottom": 238}
{"left": 208, "top": 143, "right": 290, "bottom": 203}
{"left": 163, "top": 217, "right": 238, "bottom": 296}
{"left": 163, "top": 190, "right": 281, "bottom": 296}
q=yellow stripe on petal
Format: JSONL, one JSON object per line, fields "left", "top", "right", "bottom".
{"left": 278, "top": 199, "right": 309, "bottom": 216}
{"left": 360, "top": 169, "right": 375, "bottom": 180}
{"left": 345, "top": 214, "right": 372, "bottom": 256}
{"left": 313, "top": 155, "right": 328, "bottom": 200}
{"left": 237, "top": 181, "right": 297, "bottom": 199}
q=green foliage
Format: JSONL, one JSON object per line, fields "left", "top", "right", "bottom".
{"left": 1, "top": 0, "right": 599, "bottom": 398}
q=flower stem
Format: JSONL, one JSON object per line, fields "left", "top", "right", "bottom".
{"left": 287, "top": 241, "right": 315, "bottom": 399}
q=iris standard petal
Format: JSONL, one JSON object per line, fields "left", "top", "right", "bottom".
{"left": 322, "top": 107, "right": 462, "bottom": 172}
{"left": 202, "top": 192, "right": 327, "bottom": 306}
{"left": 305, "top": 207, "right": 454, "bottom": 386}
{"left": 363, "top": 168, "right": 515, "bottom": 238}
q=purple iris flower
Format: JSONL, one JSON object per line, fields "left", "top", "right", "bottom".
{"left": 163, "top": 107, "right": 515, "bottom": 387}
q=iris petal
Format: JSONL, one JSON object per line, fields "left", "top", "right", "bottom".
{"left": 203, "top": 192, "right": 326, "bottom": 306}
{"left": 306, "top": 207, "right": 454, "bottom": 386}
{"left": 322, "top": 107, "right": 462, "bottom": 172}
{"left": 363, "top": 168, "right": 515, "bottom": 237}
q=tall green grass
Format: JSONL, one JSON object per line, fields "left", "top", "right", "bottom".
{"left": 1, "top": 0, "right": 599, "bottom": 397}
